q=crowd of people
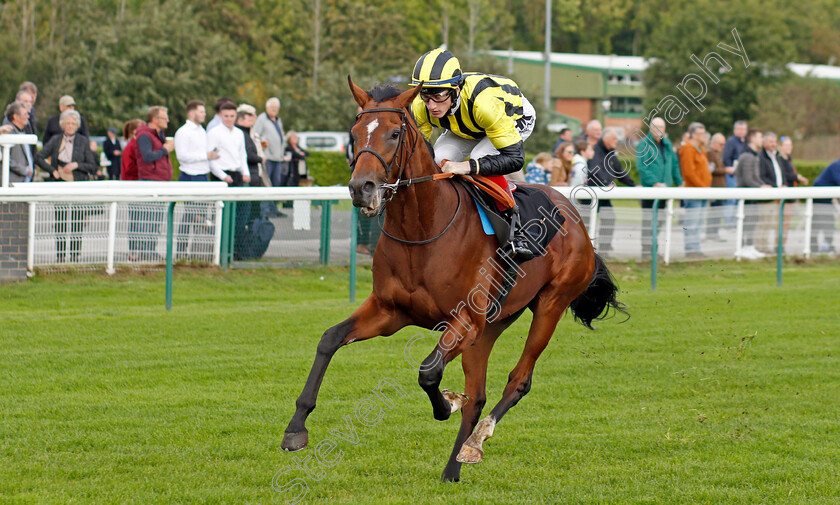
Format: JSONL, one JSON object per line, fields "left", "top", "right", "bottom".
{"left": 520, "top": 118, "right": 838, "bottom": 259}
{"left": 2, "top": 81, "right": 310, "bottom": 261}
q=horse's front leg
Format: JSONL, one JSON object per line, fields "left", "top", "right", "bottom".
{"left": 416, "top": 316, "right": 482, "bottom": 422}
{"left": 281, "top": 296, "right": 405, "bottom": 451}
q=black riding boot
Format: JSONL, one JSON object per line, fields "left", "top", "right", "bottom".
{"left": 505, "top": 207, "right": 535, "bottom": 262}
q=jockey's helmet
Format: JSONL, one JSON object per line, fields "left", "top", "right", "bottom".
{"left": 411, "top": 49, "right": 462, "bottom": 89}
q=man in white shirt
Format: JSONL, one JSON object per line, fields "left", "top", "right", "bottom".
{"left": 207, "top": 102, "right": 250, "bottom": 186}
{"left": 173, "top": 100, "right": 221, "bottom": 258}
{"left": 174, "top": 100, "right": 220, "bottom": 181}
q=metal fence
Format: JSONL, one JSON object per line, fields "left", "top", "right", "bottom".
{"left": 1, "top": 183, "right": 839, "bottom": 277}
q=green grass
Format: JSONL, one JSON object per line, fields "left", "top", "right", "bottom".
{"left": 1, "top": 260, "right": 839, "bottom": 504}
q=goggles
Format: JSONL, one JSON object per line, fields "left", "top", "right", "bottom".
{"left": 420, "top": 89, "right": 452, "bottom": 104}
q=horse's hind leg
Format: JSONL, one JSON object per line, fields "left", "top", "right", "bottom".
{"left": 282, "top": 296, "right": 405, "bottom": 452}
{"left": 441, "top": 313, "right": 521, "bottom": 482}
{"left": 457, "top": 293, "right": 572, "bottom": 464}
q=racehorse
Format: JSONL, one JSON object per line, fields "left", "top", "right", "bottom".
{"left": 281, "top": 77, "right": 624, "bottom": 482}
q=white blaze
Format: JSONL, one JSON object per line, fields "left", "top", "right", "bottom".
{"left": 365, "top": 119, "right": 379, "bottom": 146}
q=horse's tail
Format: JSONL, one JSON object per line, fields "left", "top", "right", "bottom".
{"left": 568, "top": 253, "right": 627, "bottom": 330}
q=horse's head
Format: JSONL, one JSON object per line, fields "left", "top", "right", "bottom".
{"left": 347, "top": 76, "right": 423, "bottom": 216}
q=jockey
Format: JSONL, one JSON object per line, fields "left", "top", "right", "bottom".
{"left": 410, "top": 48, "right": 537, "bottom": 261}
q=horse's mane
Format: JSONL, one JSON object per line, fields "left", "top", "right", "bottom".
{"left": 367, "top": 84, "right": 402, "bottom": 103}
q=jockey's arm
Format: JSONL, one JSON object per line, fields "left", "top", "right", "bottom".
{"left": 472, "top": 100, "right": 525, "bottom": 176}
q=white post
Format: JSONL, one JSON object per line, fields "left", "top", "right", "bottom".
{"left": 106, "top": 202, "right": 117, "bottom": 275}
{"left": 0, "top": 134, "right": 39, "bottom": 188}
{"left": 588, "top": 201, "right": 599, "bottom": 248}
{"left": 803, "top": 198, "right": 813, "bottom": 258}
{"left": 664, "top": 199, "right": 674, "bottom": 265}
{"left": 213, "top": 201, "right": 224, "bottom": 265}
{"left": 27, "top": 202, "right": 36, "bottom": 273}
{"left": 1, "top": 145, "right": 10, "bottom": 189}
{"left": 735, "top": 199, "right": 745, "bottom": 260}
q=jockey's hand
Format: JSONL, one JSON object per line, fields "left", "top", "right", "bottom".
{"left": 441, "top": 160, "right": 471, "bottom": 175}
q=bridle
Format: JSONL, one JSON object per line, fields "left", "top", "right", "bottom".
{"left": 349, "top": 106, "right": 461, "bottom": 245}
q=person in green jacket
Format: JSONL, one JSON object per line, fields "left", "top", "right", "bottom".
{"left": 637, "top": 117, "right": 683, "bottom": 259}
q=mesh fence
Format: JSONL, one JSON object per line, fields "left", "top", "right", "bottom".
{"left": 32, "top": 201, "right": 218, "bottom": 270}
{"left": 15, "top": 198, "right": 840, "bottom": 274}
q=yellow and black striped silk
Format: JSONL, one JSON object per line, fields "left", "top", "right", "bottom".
{"left": 411, "top": 73, "right": 525, "bottom": 150}
{"left": 412, "top": 49, "right": 461, "bottom": 86}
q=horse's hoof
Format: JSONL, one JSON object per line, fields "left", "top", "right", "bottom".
{"left": 442, "top": 389, "right": 469, "bottom": 414}
{"left": 281, "top": 430, "right": 309, "bottom": 452}
{"left": 441, "top": 472, "right": 461, "bottom": 482}
{"left": 456, "top": 442, "right": 484, "bottom": 464}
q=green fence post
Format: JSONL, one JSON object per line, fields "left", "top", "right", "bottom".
{"left": 227, "top": 201, "right": 237, "bottom": 267}
{"left": 777, "top": 199, "right": 786, "bottom": 286}
{"left": 165, "top": 202, "right": 175, "bottom": 310}
{"left": 220, "top": 202, "right": 230, "bottom": 270}
{"left": 651, "top": 200, "right": 660, "bottom": 292}
{"left": 350, "top": 207, "right": 358, "bottom": 303}
{"left": 319, "top": 200, "right": 333, "bottom": 265}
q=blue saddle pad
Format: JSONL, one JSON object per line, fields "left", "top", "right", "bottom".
{"left": 472, "top": 196, "right": 495, "bottom": 235}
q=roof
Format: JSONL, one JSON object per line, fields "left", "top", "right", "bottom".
{"left": 489, "top": 50, "right": 840, "bottom": 82}
{"left": 488, "top": 50, "right": 647, "bottom": 74}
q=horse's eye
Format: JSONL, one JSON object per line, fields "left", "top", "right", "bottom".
{"left": 391, "top": 130, "right": 400, "bottom": 139}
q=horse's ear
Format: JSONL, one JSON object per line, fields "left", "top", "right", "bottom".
{"left": 348, "top": 75, "right": 371, "bottom": 108}
{"left": 395, "top": 83, "right": 423, "bottom": 110}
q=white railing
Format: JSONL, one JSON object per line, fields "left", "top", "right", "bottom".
{"left": 1, "top": 182, "right": 839, "bottom": 274}
{"left": 0, "top": 134, "right": 39, "bottom": 188}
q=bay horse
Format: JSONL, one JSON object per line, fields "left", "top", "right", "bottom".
{"left": 281, "top": 77, "right": 624, "bottom": 482}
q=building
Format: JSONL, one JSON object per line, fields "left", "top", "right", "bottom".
{"left": 489, "top": 50, "right": 840, "bottom": 137}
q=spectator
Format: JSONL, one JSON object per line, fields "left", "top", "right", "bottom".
{"left": 284, "top": 131, "right": 309, "bottom": 187}
{"left": 777, "top": 136, "right": 808, "bottom": 243}
{"left": 233, "top": 103, "right": 268, "bottom": 255}
{"left": 253, "top": 97, "right": 287, "bottom": 216}
{"left": 174, "top": 100, "right": 219, "bottom": 182}
{"left": 679, "top": 122, "right": 711, "bottom": 258}
{"left": 587, "top": 127, "right": 636, "bottom": 254}
{"left": 174, "top": 100, "right": 220, "bottom": 258}
{"left": 734, "top": 129, "right": 768, "bottom": 260}
{"left": 19, "top": 82, "right": 38, "bottom": 136}
{"left": 722, "top": 120, "right": 747, "bottom": 225}
{"left": 569, "top": 140, "right": 593, "bottom": 188}
{"left": 207, "top": 97, "right": 234, "bottom": 132}
{"left": 637, "top": 117, "right": 682, "bottom": 259}
{"left": 551, "top": 126, "right": 572, "bottom": 153}
{"left": 524, "top": 152, "right": 553, "bottom": 185}
{"left": 3, "top": 90, "right": 37, "bottom": 136}
{"left": 120, "top": 119, "right": 144, "bottom": 182}
{"left": 135, "top": 106, "right": 174, "bottom": 181}
{"left": 34, "top": 109, "right": 97, "bottom": 263}
{"left": 43, "top": 95, "right": 89, "bottom": 146}
{"left": 778, "top": 136, "right": 808, "bottom": 187}
{"left": 120, "top": 119, "right": 144, "bottom": 261}
{"left": 551, "top": 141, "right": 573, "bottom": 186}
{"left": 133, "top": 106, "right": 175, "bottom": 261}
{"left": 103, "top": 127, "right": 122, "bottom": 180}
{"left": 757, "top": 132, "right": 794, "bottom": 252}
{"left": 575, "top": 120, "right": 602, "bottom": 146}
{"left": 207, "top": 102, "right": 249, "bottom": 186}
{"left": 706, "top": 132, "right": 728, "bottom": 241}
{"left": 3, "top": 102, "right": 34, "bottom": 183}
{"left": 811, "top": 159, "right": 839, "bottom": 254}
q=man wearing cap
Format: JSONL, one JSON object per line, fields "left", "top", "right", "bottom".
{"left": 103, "top": 126, "right": 122, "bottom": 179}
{"left": 43, "top": 95, "right": 89, "bottom": 146}
{"left": 207, "top": 102, "right": 250, "bottom": 186}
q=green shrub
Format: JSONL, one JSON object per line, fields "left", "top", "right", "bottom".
{"left": 308, "top": 151, "right": 351, "bottom": 186}
{"left": 792, "top": 160, "right": 832, "bottom": 185}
